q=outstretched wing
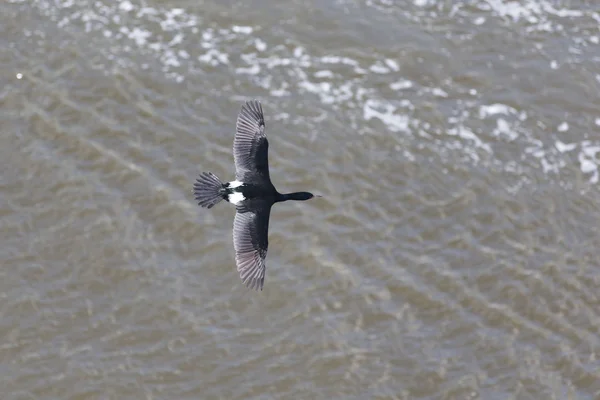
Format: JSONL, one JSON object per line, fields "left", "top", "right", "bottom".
{"left": 232, "top": 202, "right": 272, "bottom": 291}
{"left": 234, "top": 100, "right": 271, "bottom": 184}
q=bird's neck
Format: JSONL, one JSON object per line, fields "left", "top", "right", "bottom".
{"left": 276, "top": 192, "right": 309, "bottom": 202}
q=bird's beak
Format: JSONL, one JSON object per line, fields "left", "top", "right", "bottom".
{"left": 315, "top": 195, "right": 323, "bottom": 198}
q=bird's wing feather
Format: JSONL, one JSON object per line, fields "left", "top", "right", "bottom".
{"left": 233, "top": 202, "right": 271, "bottom": 291}
{"left": 234, "top": 100, "right": 271, "bottom": 184}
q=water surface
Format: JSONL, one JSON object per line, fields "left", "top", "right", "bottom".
{"left": 2, "top": 0, "right": 600, "bottom": 399}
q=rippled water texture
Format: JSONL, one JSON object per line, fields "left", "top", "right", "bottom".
{"left": 2, "top": 0, "right": 600, "bottom": 398}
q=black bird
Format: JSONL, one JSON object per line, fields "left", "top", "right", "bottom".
{"left": 193, "top": 100, "right": 320, "bottom": 291}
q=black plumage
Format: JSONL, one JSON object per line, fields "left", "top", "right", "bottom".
{"left": 234, "top": 100, "right": 271, "bottom": 184}
{"left": 193, "top": 100, "right": 319, "bottom": 290}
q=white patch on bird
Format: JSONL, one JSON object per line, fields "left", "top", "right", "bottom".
{"left": 228, "top": 180, "right": 244, "bottom": 188}
{"left": 228, "top": 192, "right": 246, "bottom": 205}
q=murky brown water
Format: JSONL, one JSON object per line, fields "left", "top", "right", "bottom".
{"left": 2, "top": 0, "right": 600, "bottom": 399}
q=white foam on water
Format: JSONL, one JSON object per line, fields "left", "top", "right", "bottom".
{"left": 390, "top": 80, "right": 413, "bottom": 91}
{"left": 413, "top": 0, "right": 430, "bottom": 7}
{"left": 384, "top": 59, "right": 399, "bottom": 71}
{"left": 479, "top": 104, "right": 517, "bottom": 119}
{"left": 25, "top": 0, "right": 600, "bottom": 187}
{"left": 484, "top": 0, "right": 583, "bottom": 23}
{"left": 370, "top": 63, "right": 391, "bottom": 74}
{"left": 494, "top": 118, "right": 519, "bottom": 141}
{"left": 447, "top": 125, "right": 493, "bottom": 155}
{"left": 119, "top": 0, "right": 133, "bottom": 12}
{"left": 236, "top": 64, "right": 261, "bottom": 75}
{"left": 363, "top": 99, "right": 410, "bottom": 134}
{"left": 430, "top": 88, "right": 448, "bottom": 98}
{"left": 578, "top": 143, "right": 600, "bottom": 183}
{"left": 557, "top": 122, "right": 569, "bottom": 132}
{"left": 198, "top": 49, "right": 229, "bottom": 66}
{"left": 555, "top": 141, "right": 577, "bottom": 153}
{"left": 254, "top": 38, "right": 267, "bottom": 52}
{"left": 127, "top": 27, "right": 152, "bottom": 47}
{"left": 231, "top": 25, "right": 253, "bottom": 34}
{"left": 314, "top": 70, "right": 334, "bottom": 79}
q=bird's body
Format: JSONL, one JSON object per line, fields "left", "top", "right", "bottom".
{"left": 193, "top": 100, "right": 319, "bottom": 291}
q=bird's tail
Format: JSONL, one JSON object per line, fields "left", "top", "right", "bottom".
{"left": 193, "top": 172, "right": 225, "bottom": 208}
